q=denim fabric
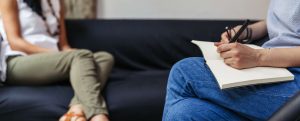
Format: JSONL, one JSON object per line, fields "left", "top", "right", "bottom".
{"left": 163, "top": 57, "right": 300, "bottom": 121}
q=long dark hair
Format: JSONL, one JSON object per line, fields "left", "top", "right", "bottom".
{"left": 23, "top": 0, "right": 43, "bottom": 17}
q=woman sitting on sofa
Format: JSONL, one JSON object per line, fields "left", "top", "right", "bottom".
{"left": 0, "top": 0, "right": 113, "bottom": 121}
{"left": 163, "top": 0, "right": 300, "bottom": 121}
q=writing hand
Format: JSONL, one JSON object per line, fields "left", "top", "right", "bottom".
{"left": 217, "top": 43, "right": 261, "bottom": 69}
{"left": 215, "top": 25, "right": 248, "bottom": 47}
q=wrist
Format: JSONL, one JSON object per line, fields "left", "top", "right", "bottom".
{"left": 256, "top": 48, "right": 270, "bottom": 67}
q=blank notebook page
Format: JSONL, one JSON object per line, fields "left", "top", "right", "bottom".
{"left": 207, "top": 60, "right": 294, "bottom": 89}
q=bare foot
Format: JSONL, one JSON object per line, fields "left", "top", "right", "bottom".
{"left": 90, "top": 114, "right": 109, "bottom": 121}
{"left": 59, "top": 104, "right": 87, "bottom": 121}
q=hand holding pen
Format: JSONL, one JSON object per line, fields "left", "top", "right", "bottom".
{"left": 228, "top": 19, "right": 250, "bottom": 43}
{"left": 214, "top": 20, "right": 261, "bottom": 69}
{"left": 216, "top": 19, "right": 252, "bottom": 46}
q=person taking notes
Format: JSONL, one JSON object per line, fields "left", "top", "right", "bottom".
{"left": 163, "top": 0, "right": 300, "bottom": 120}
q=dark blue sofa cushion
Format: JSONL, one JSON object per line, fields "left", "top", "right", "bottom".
{"left": 0, "top": 86, "right": 73, "bottom": 121}
{"left": 105, "top": 69, "right": 169, "bottom": 121}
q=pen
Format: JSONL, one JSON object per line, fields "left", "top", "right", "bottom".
{"left": 225, "top": 26, "right": 232, "bottom": 40}
{"left": 229, "top": 19, "right": 250, "bottom": 43}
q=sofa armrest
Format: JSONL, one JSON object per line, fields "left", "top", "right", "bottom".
{"left": 268, "top": 92, "right": 300, "bottom": 121}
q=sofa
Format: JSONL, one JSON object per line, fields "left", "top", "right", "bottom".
{"left": 0, "top": 20, "right": 298, "bottom": 121}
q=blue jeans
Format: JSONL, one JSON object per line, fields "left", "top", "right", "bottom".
{"left": 163, "top": 57, "right": 300, "bottom": 121}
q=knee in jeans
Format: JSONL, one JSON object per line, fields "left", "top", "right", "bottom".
{"left": 167, "top": 57, "right": 206, "bottom": 87}
{"left": 171, "top": 57, "right": 203, "bottom": 73}
{"left": 173, "top": 57, "right": 204, "bottom": 69}
{"left": 171, "top": 57, "right": 206, "bottom": 74}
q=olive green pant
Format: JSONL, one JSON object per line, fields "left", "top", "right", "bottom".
{"left": 5, "top": 49, "right": 114, "bottom": 119}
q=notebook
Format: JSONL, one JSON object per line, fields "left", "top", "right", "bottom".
{"left": 191, "top": 40, "right": 294, "bottom": 89}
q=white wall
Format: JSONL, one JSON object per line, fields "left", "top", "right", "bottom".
{"left": 97, "top": 0, "right": 270, "bottom": 20}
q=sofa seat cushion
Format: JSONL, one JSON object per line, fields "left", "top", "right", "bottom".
{"left": 104, "top": 69, "right": 169, "bottom": 121}
{"left": 0, "top": 86, "right": 73, "bottom": 121}
{"left": 0, "top": 69, "right": 169, "bottom": 121}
